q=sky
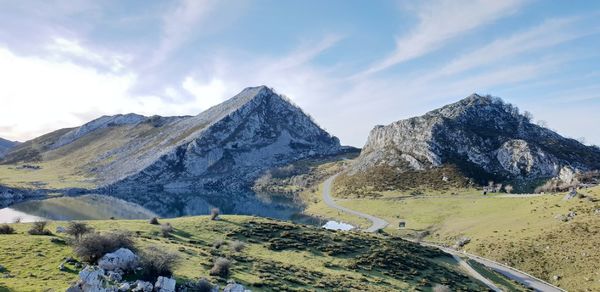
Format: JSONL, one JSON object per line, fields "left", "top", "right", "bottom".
{"left": 0, "top": 0, "right": 599, "bottom": 147}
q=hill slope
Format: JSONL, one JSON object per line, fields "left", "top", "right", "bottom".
{"left": 350, "top": 94, "right": 600, "bottom": 191}
{"left": 0, "top": 138, "right": 19, "bottom": 159}
{"left": 0, "top": 86, "right": 341, "bottom": 192}
{"left": 0, "top": 216, "right": 490, "bottom": 291}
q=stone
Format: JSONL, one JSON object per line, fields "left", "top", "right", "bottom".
{"left": 56, "top": 226, "right": 66, "bottom": 233}
{"left": 553, "top": 275, "right": 561, "bottom": 281}
{"left": 98, "top": 248, "right": 138, "bottom": 272}
{"left": 132, "top": 280, "right": 153, "bottom": 292}
{"left": 58, "top": 263, "right": 66, "bottom": 271}
{"left": 106, "top": 271, "right": 122, "bottom": 282}
{"left": 78, "top": 265, "right": 106, "bottom": 291}
{"left": 118, "top": 283, "right": 131, "bottom": 291}
{"left": 223, "top": 280, "right": 250, "bottom": 292}
{"left": 155, "top": 276, "right": 176, "bottom": 292}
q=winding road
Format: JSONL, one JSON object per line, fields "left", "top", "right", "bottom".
{"left": 321, "top": 174, "right": 565, "bottom": 292}
{"left": 322, "top": 174, "right": 388, "bottom": 232}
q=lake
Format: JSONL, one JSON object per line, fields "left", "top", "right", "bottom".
{"left": 0, "top": 191, "right": 321, "bottom": 225}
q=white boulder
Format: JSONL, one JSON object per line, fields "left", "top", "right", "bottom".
{"left": 155, "top": 276, "right": 176, "bottom": 292}
{"left": 98, "top": 248, "right": 138, "bottom": 272}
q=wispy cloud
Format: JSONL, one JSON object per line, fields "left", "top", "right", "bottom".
{"left": 358, "top": 0, "right": 526, "bottom": 77}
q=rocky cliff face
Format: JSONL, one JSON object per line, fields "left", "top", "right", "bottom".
{"left": 111, "top": 86, "right": 341, "bottom": 192}
{"left": 0, "top": 138, "right": 19, "bottom": 158}
{"left": 1, "top": 86, "right": 341, "bottom": 194}
{"left": 353, "top": 94, "right": 600, "bottom": 184}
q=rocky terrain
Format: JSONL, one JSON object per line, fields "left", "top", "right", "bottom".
{"left": 350, "top": 94, "right": 600, "bottom": 192}
{"left": 0, "top": 138, "right": 19, "bottom": 159}
{"left": 0, "top": 86, "right": 342, "bottom": 195}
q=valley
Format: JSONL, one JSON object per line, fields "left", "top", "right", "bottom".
{"left": 1, "top": 89, "right": 599, "bottom": 291}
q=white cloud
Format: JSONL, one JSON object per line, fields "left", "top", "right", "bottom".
{"left": 359, "top": 0, "right": 525, "bottom": 76}
{"left": 46, "top": 37, "right": 129, "bottom": 72}
{"left": 150, "top": 0, "right": 219, "bottom": 67}
{"left": 182, "top": 77, "right": 229, "bottom": 109}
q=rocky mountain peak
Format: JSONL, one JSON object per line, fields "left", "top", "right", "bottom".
{"left": 353, "top": 94, "right": 600, "bottom": 188}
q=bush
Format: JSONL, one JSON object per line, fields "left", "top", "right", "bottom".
{"left": 149, "top": 217, "right": 160, "bottom": 225}
{"left": 138, "top": 246, "right": 180, "bottom": 280}
{"left": 0, "top": 224, "right": 15, "bottom": 234}
{"left": 213, "top": 239, "right": 226, "bottom": 249}
{"left": 65, "top": 222, "right": 94, "bottom": 239}
{"left": 209, "top": 257, "right": 231, "bottom": 278}
{"left": 231, "top": 240, "right": 245, "bottom": 252}
{"left": 182, "top": 278, "right": 214, "bottom": 292}
{"left": 73, "top": 231, "right": 135, "bottom": 263}
{"left": 28, "top": 221, "right": 52, "bottom": 235}
{"left": 433, "top": 284, "right": 451, "bottom": 292}
{"left": 161, "top": 223, "right": 173, "bottom": 237}
{"left": 210, "top": 208, "right": 220, "bottom": 220}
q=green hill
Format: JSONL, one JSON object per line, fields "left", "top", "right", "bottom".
{"left": 0, "top": 216, "right": 489, "bottom": 291}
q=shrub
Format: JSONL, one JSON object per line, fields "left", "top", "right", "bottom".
{"left": 433, "top": 284, "right": 451, "bottom": 292}
{"left": 161, "top": 223, "right": 173, "bottom": 237}
{"left": 149, "top": 217, "right": 160, "bottom": 225}
{"left": 231, "top": 240, "right": 245, "bottom": 252}
{"left": 73, "top": 231, "right": 135, "bottom": 263}
{"left": 65, "top": 222, "right": 94, "bottom": 239}
{"left": 504, "top": 185, "right": 514, "bottom": 194}
{"left": 213, "top": 239, "right": 226, "bottom": 249}
{"left": 138, "top": 246, "right": 180, "bottom": 280}
{"left": 28, "top": 221, "right": 52, "bottom": 235}
{"left": 209, "top": 257, "right": 231, "bottom": 278}
{"left": 210, "top": 208, "right": 220, "bottom": 220}
{"left": 182, "top": 278, "right": 214, "bottom": 292}
{"left": 0, "top": 224, "right": 15, "bottom": 234}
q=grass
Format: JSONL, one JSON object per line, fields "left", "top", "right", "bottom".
{"left": 0, "top": 215, "right": 488, "bottom": 291}
{"left": 307, "top": 184, "right": 600, "bottom": 291}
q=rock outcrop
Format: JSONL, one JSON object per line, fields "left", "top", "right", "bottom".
{"left": 97, "top": 248, "right": 138, "bottom": 272}
{"left": 353, "top": 94, "right": 600, "bottom": 185}
{"left": 1, "top": 86, "right": 342, "bottom": 195}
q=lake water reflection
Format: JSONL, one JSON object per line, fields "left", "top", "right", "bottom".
{"left": 0, "top": 191, "right": 320, "bottom": 225}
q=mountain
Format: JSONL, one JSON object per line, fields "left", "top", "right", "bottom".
{"left": 0, "top": 86, "right": 342, "bottom": 192}
{"left": 0, "top": 137, "right": 20, "bottom": 158}
{"left": 350, "top": 94, "right": 600, "bottom": 190}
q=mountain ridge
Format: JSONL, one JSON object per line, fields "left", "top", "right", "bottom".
{"left": 0, "top": 86, "right": 342, "bottom": 194}
{"left": 351, "top": 94, "right": 600, "bottom": 190}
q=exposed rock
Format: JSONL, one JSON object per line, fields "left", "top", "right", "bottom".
{"left": 76, "top": 265, "right": 107, "bottom": 291}
{"left": 1, "top": 86, "right": 342, "bottom": 199}
{"left": 98, "top": 248, "right": 138, "bottom": 272}
{"left": 132, "top": 280, "right": 153, "bottom": 292}
{"left": 454, "top": 237, "right": 471, "bottom": 249}
{"left": 118, "top": 283, "right": 130, "bottom": 291}
{"left": 154, "top": 276, "right": 176, "bottom": 292}
{"left": 352, "top": 94, "right": 600, "bottom": 186}
{"left": 56, "top": 226, "right": 66, "bottom": 233}
{"left": 106, "top": 271, "right": 122, "bottom": 282}
{"left": 223, "top": 280, "right": 250, "bottom": 292}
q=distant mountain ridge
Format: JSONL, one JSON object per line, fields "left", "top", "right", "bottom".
{"left": 0, "top": 137, "right": 19, "bottom": 158}
{"left": 1, "top": 86, "right": 342, "bottom": 193}
{"left": 351, "top": 94, "right": 600, "bottom": 188}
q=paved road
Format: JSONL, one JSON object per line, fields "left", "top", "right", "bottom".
{"left": 321, "top": 174, "right": 565, "bottom": 292}
{"left": 322, "top": 174, "right": 389, "bottom": 232}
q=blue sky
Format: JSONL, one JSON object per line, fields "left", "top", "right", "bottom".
{"left": 0, "top": 0, "right": 598, "bottom": 147}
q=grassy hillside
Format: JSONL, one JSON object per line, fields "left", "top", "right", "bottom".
{"left": 0, "top": 216, "right": 489, "bottom": 292}
{"left": 312, "top": 184, "right": 600, "bottom": 291}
